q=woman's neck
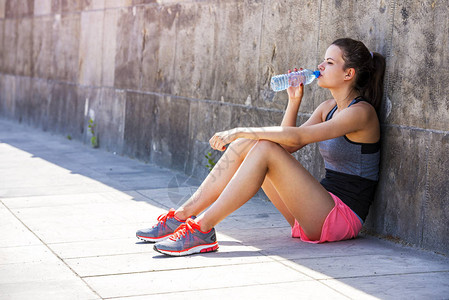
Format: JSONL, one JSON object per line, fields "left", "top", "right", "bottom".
{"left": 330, "top": 87, "right": 360, "bottom": 111}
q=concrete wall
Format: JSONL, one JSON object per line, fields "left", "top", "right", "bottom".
{"left": 0, "top": 0, "right": 447, "bottom": 254}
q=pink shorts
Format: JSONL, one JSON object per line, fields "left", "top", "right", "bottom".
{"left": 291, "top": 192, "right": 363, "bottom": 243}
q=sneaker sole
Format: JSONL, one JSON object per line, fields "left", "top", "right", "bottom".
{"left": 136, "top": 234, "right": 172, "bottom": 243}
{"left": 153, "top": 242, "right": 219, "bottom": 256}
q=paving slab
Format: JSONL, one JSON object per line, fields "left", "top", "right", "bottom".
{"left": 0, "top": 182, "right": 120, "bottom": 198}
{"left": 1, "top": 118, "right": 449, "bottom": 300}
{"left": 49, "top": 238, "right": 149, "bottom": 259}
{"left": 11, "top": 220, "right": 151, "bottom": 244}
{"left": 0, "top": 244, "right": 54, "bottom": 264}
{"left": 0, "top": 203, "right": 42, "bottom": 248}
{"left": 322, "top": 272, "right": 449, "bottom": 300}
{"left": 64, "top": 241, "right": 271, "bottom": 277}
{"left": 1, "top": 191, "right": 133, "bottom": 209}
{"left": 282, "top": 253, "right": 449, "bottom": 280}
{"left": 103, "top": 281, "right": 349, "bottom": 300}
{"left": 0, "top": 237, "right": 98, "bottom": 300}
{"left": 0, "top": 281, "right": 100, "bottom": 300}
{"left": 84, "top": 262, "right": 313, "bottom": 298}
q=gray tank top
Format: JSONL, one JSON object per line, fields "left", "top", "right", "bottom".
{"left": 318, "top": 97, "right": 380, "bottom": 221}
{"left": 318, "top": 97, "right": 380, "bottom": 181}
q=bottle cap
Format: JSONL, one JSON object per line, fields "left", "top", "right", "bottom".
{"left": 313, "top": 70, "right": 321, "bottom": 78}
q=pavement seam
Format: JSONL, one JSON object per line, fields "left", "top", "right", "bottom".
{"left": 46, "top": 237, "right": 141, "bottom": 245}
{"left": 80, "top": 258, "right": 295, "bottom": 279}
{"left": 317, "top": 270, "right": 449, "bottom": 281}
{"left": 100, "top": 280, "right": 325, "bottom": 299}
{"left": 56, "top": 239, "right": 255, "bottom": 259}
{"left": 0, "top": 199, "right": 104, "bottom": 300}
{"left": 274, "top": 256, "right": 352, "bottom": 299}
{"left": 61, "top": 250, "right": 164, "bottom": 260}
{"left": 134, "top": 190, "right": 171, "bottom": 208}
{"left": 317, "top": 280, "right": 358, "bottom": 300}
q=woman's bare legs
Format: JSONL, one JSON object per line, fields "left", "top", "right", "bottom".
{"left": 261, "top": 177, "right": 296, "bottom": 227}
{"left": 174, "top": 138, "right": 256, "bottom": 220}
{"left": 196, "top": 140, "right": 335, "bottom": 241}
{"left": 175, "top": 138, "right": 296, "bottom": 228}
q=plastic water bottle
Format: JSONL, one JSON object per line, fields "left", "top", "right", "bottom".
{"left": 270, "top": 69, "right": 320, "bottom": 92}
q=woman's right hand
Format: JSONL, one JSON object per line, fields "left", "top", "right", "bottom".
{"left": 286, "top": 68, "right": 304, "bottom": 104}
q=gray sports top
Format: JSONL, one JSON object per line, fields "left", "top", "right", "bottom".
{"left": 318, "top": 97, "right": 380, "bottom": 221}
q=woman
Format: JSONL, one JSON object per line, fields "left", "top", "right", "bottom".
{"left": 137, "top": 38, "right": 386, "bottom": 256}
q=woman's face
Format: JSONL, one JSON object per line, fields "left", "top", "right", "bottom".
{"left": 317, "top": 45, "right": 348, "bottom": 88}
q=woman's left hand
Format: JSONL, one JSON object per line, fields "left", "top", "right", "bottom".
{"left": 286, "top": 68, "right": 304, "bottom": 104}
{"left": 209, "top": 128, "right": 239, "bottom": 151}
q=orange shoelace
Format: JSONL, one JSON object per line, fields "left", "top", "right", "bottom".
{"left": 169, "top": 218, "right": 200, "bottom": 241}
{"left": 153, "top": 208, "right": 176, "bottom": 228}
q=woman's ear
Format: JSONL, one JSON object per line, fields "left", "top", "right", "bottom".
{"left": 344, "top": 68, "right": 356, "bottom": 81}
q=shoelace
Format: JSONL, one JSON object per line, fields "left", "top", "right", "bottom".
{"left": 152, "top": 208, "right": 176, "bottom": 228}
{"left": 169, "top": 218, "right": 200, "bottom": 241}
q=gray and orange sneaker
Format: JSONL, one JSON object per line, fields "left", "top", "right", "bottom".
{"left": 136, "top": 209, "right": 191, "bottom": 242}
{"left": 153, "top": 218, "right": 218, "bottom": 256}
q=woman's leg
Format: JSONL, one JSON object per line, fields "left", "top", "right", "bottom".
{"left": 175, "top": 138, "right": 257, "bottom": 220}
{"left": 176, "top": 138, "right": 298, "bottom": 228}
{"left": 196, "top": 140, "right": 335, "bottom": 241}
{"left": 261, "top": 177, "right": 296, "bottom": 227}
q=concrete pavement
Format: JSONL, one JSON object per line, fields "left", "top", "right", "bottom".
{"left": 0, "top": 118, "right": 448, "bottom": 300}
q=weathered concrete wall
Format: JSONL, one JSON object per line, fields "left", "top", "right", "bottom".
{"left": 0, "top": 0, "right": 447, "bottom": 254}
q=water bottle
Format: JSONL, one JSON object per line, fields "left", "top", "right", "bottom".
{"left": 270, "top": 69, "right": 320, "bottom": 92}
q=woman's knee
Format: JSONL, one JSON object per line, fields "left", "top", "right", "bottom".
{"left": 226, "top": 139, "right": 281, "bottom": 161}
{"left": 253, "top": 140, "right": 282, "bottom": 154}
{"left": 227, "top": 138, "right": 257, "bottom": 160}
{"left": 248, "top": 140, "right": 287, "bottom": 163}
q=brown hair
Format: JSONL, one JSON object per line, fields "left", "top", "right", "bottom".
{"left": 332, "top": 38, "right": 386, "bottom": 113}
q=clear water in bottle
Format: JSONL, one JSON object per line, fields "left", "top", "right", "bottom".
{"left": 270, "top": 69, "right": 320, "bottom": 92}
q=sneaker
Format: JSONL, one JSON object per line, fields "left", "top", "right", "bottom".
{"left": 153, "top": 218, "right": 219, "bottom": 256}
{"left": 136, "top": 209, "right": 189, "bottom": 242}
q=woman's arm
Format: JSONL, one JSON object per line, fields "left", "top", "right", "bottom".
{"left": 279, "top": 99, "right": 334, "bottom": 152}
{"left": 277, "top": 69, "right": 331, "bottom": 152}
{"left": 278, "top": 99, "right": 301, "bottom": 152}
{"left": 210, "top": 102, "right": 374, "bottom": 152}
{"left": 277, "top": 68, "right": 306, "bottom": 152}
{"left": 283, "top": 68, "right": 304, "bottom": 123}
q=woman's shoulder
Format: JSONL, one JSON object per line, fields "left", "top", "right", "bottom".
{"left": 316, "top": 99, "right": 337, "bottom": 121}
{"left": 354, "top": 99, "right": 376, "bottom": 110}
{"left": 349, "top": 99, "right": 378, "bottom": 118}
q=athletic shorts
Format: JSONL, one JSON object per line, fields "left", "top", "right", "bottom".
{"left": 291, "top": 192, "right": 363, "bottom": 243}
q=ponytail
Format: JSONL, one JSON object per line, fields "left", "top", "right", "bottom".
{"left": 331, "top": 38, "right": 386, "bottom": 113}
{"left": 363, "top": 52, "right": 386, "bottom": 113}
